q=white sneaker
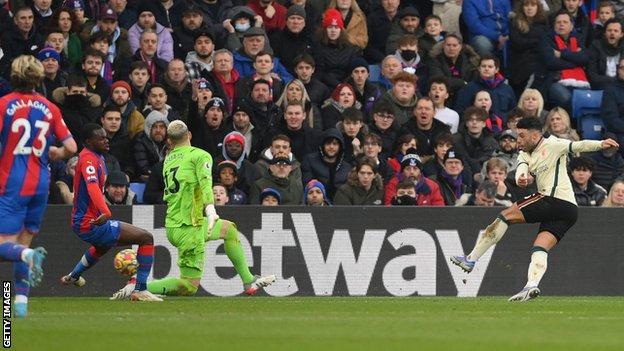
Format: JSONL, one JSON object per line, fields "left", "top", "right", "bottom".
{"left": 244, "top": 274, "right": 276, "bottom": 296}
{"left": 60, "top": 274, "right": 86, "bottom": 287}
{"left": 110, "top": 278, "right": 136, "bottom": 300}
{"left": 130, "top": 290, "right": 164, "bottom": 302}
{"left": 508, "top": 286, "right": 541, "bottom": 302}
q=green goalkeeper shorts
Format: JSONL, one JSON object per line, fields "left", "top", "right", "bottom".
{"left": 166, "top": 220, "right": 223, "bottom": 279}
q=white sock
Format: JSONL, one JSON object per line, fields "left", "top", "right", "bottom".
{"left": 20, "top": 248, "right": 34, "bottom": 263}
{"left": 526, "top": 250, "right": 548, "bottom": 287}
{"left": 467, "top": 216, "right": 509, "bottom": 261}
{"left": 14, "top": 295, "right": 28, "bottom": 304}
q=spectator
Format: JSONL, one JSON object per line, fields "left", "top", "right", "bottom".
{"left": 378, "top": 55, "right": 403, "bottom": 90}
{"left": 185, "top": 29, "right": 216, "bottom": 81}
{"left": 302, "top": 128, "right": 352, "bottom": 199}
{"left": 108, "top": 0, "right": 137, "bottom": 29}
{"left": 142, "top": 84, "right": 182, "bottom": 122}
{"left": 109, "top": 80, "right": 145, "bottom": 139}
{"left": 229, "top": 104, "right": 264, "bottom": 162}
{"left": 535, "top": 11, "right": 590, "bottom": 111}
{"left": 592, "top": 1, "right": 616, "bottom": 41}
{"left": 235, "top": 51, "right": 284, "bottom": 102}
{"left": 368, "top": 100, "right": 399, "bottom": 154}
{"left": 508, "top": 0, "right": 550, "bottom": 97}
{"left": 43, "top": 30, "right": 69, "bottom": 73}
{"left": 216, "top": 160, "right": 248, "bottom": 204}
{"left": 570, "top": 156, "right": 607, "bottom": 206}
{"left": 518, "top": 88, "right": 548, "bottom": 122}
{"left": 394, "top": 34, "right": 428, "bottom": 94}
{"left": 0, "top": 7, "right": 44, "bottom": 76}
{"left": 260, "top": 187, "right": 281, "bottom": 206}
{"left": 421, "top": 132, "right": 452, "bottom": 177}
{"left": 454, "top": 55, "right": 517, "bottom": 119}
{"left": 384, "top": 148, "right": 444, "bottom": 206}
{"left": 52, "top": 74, "right": 102, "bottom": 142}
{"left": 473, "top": 90, "right": 504, "bottom": 136}
{"left": 88, "top": 31, "right": 115, "bottom": 86}
{"left": 506, "top": 107, "right": 527, "bottom": 134}
{"left": 266, "top": 101, "right": 321, "bottom": 162}
{"left": 129, "top": 60, "right": 150, "bottom": 111}
{"left": 293, "top": 54, "right": 330, "bottom": 107}
{"left": 387, "top": 133, "right": 417, "bottom": 174}
{"left": 401, "top": 97, "right": 451, "bottom": 157}
{"left": 81, "top": 48, "right": 110, "bottom": 102}
{"left": 376, "top": 71, "right": 419, "bottom": 126}
{"left": 100, "top": 104, "right": 135, "bottom": 177}
{"left": 482, "top": 157, "right": 516, "bottom": 206}
{"left": 240, "top": 79, "right": 282, "bottom": 130}
{"left": 247, "top": 0, "right": 288, "bottom": 34}
{"left": 337, "top": 108, "right": 367, "bottom": 164}
{"left": 428, "top": 34, "right": 479, "bottom": 101}
{"left": 389, "top": 179, "right": 418, "bottom": 205}
{"left": 313, "top": 8, "right": 361, "bottom": 88}
{"left": 461, "top": 0, "right": 511, "bottom": 57}
{"left": 104, "top": 170, "right": 137, "bottom": 205}
{"left": 601, "top": 178, "right": 624, "bottom": 207}
{"left": 321, "top": 83, "right": 360, "bottom": 130}
{"left": 223, "top": 6, "right": 268, "bottom": 53}
{"left": 233, "top": 27, "right": 293, "bottom": 81}
{"left": 190, "top": 97, "right": 230, "bottom": 157}
{"left": 429, "top": 76, "right": 459, "bottom": 133}
{"left": 53, "top": 156, "right": 79, "bottom": 205}
{"left": 195, "top": 0, "right": 233, "bottom": 31}
{"left": 345, "top": 57, "right": 384, "bottom": 119}
{"left": 334, "top": 157, "right": 384, "bottom": 205}
{"left": 143, "top": 157, "right": 166, "bottom": 205}
{"left": 453, "top": 106, "right": 498, "bottom": 177}
{"left": 602, "top": 56, "right": 624, "bottom": 152}
{"left": 128, "top": 4, "right": 174, "bottom": 62}
{"left": 590, "top": 132, "right": 624, "bottom": 189}
{"left": 587, "top": 18, "right": 624, "bottom": 90}
{"left": 255, "top": 134, "right": 303, "bottom": 180}
{"left": 561, "top": 0, "right": 593, "bottom": 48}
{"left": 133, "top": 110, "right": 169, "bottom": 182}
{"left": 386, "top": 6, "right": 424, "bottom": 54}
{"left": 250, "top": 156, "right": 303, "bottom": 204}
{"left": 173, "top": 3, "right": 206, "bottom": 60}
{"left": 148, "top": 0, "right": 187, "bottom": 30}
{"left": 328, "top": 0, "right": 368, "bottom": 49}
{"left": 162, "top": 59, "right": 193, "bottom": 122}
{"left": 431, "top": 148, "right": 473, "bottom": 205}
{"left": 47, "top": 7, "right": 83, "bottom": 69}
{"left": 270, "top": 5, "right": 313, "bottom": 75}
{"left": 419, "top": 15, "right": 446, "bottom": 58}
{"left": 132, "top": 30, "right": 168, "bottom": 84}
{"left": 543, "top": 107, "right": 580, "bottom": 141}
{"left": 479, "top": 129, "right": 520, "bottom": 181}
{"left": 455, "top": 181, "right": 498, "bottom": 206}
{"left": 32, "top": 0, "right": 54, "bottom": 35}
{"left": 89, "top": 5, "right": 133, "bottom": 82}
{"left": 304, "top": 179, "right": 331, "bottom": 205}
{"left": 211, "top": 49, "right": 240, "bottom": 112}
{"left": 38, "top": 46, "right": 67, "bottom": 99}
{"left": 365, "top": 0, "right": 400, "bottom": 63}
{"left": 275, "top": 79, "right": 322, "bottom": 130}
{"left": 213, "top": 184, "right": 230, "bottom": 206}
{"left": 358, "top": 132, "right": 395, "bottom": 182}
{"left": 215, "top": 131, "right": 261, "bottom": 195}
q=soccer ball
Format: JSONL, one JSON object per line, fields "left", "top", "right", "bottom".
{"left": 114, "top": 249, "right": 138, "bottom": 276}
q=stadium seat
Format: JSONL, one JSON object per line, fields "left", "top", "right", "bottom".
{"left": 129, "top": 182, "right": 146, "bottom": 204}
{"left": 368, "top": 65, "right": 381, "bottom": 83}
{"left": 579, "top": 115, "right": 605, "bottom": 140}
{"left": 571, "top": 89, "right": 603, "bottom": 120}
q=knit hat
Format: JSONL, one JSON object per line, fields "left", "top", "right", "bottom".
{"left": 144, "top": 110, "right": 170, "bottom": 136}
{"left": 217, "top": 160, "right": 238, "bottom": 175}
{"left": 99, "top": 5, "right": 117, "bottom": 21}
{"left": 260, "top": 188, "right": 281, "bottom": 204}
{"left": 37, "top": 46, "right": 60, "bottom": 63}
{"left": 64, "top": 0, "right": 84, "bottom": 10}
{"left": 304, "top": 179, "right": 329, "bottom": 205}
{"left": 232, "top": 103, "right": 253, "bottom": 118}
{"left": 443, "top": 148, "right": 463, "bottom": 164}
{"left": 197, "top": 78, "right": 213, "bottom": 91}
{"left": 349, "top": 56, "right": 369, "bottom": 73}
{"left": 401, "top": 148, "right": 422, "bottom": 171}
{"left": 223, "top": 131, "right": 245, "bottom": 147}
{"left": 206, "top": 97, "right": 227, "bottom": 114}
{"left": 322, "top": 8, "right": 344, "bottom": 29}
{"left": 330, "top": 82, "right": 356, "bottom": 102}
{"left": 287, "top": 5, "right": 306, "bottom": 19}
{"left": 137, "top": 1, "right": 159, "bottom": 16}
{"left": 111, "top": 80, "right": 132, "bottom": 98}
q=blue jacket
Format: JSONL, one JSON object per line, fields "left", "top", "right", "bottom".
{"left": 233, "top": 51, "right": 294, "bottom": 83}
{"left": 462, "top": 0, "right": 511, "bottom": 41}
{"left": 453, "top": 74, "right": 517, "bottom": 119}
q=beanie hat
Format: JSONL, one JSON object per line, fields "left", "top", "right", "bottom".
{"left": 206, "top": 97, "right": 227, "bottom": 114}
{"left": 232, "top": 103, "right": 253, "bottom": 118}
{"left": 144, "top": 110, "right": 170, "bottom": 136}
{"left": 349, "top": 56, "right": 369, "bottom": 74}
{"left": 400, "top": 148, "right": 422, "bottom": 171}
{"left": 111, "top": 80, "right": 132, "bottom": 98}
{"left": 260, "top": 187, "right": 282, "bottom": 204}
{"left": 322, "top": 8, "right": 344, "bottom": 29}
{"left": 443, "top": 148, "right": 463, "bottom": 164}
{"left": 287, "top": 5, "right": 306, "bottom": 19}
{"left": 37, "top": 46, "right": 60, "bottom": 63}
{"left": 304, "top": 179, "right": 329, "bottom": 205}
{"left": 223, "top": 131, "right": 246, "bottom": 147}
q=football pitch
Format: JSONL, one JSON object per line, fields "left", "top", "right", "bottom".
{"left": 11, "top": 296, "right": 624, "bottom": 351}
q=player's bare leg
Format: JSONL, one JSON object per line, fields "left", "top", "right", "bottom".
{"left": 509, "top": 231, "right": 558, "bottom": 302}
{"left": 451, "top": 204, "right": 526, "bottom": 272}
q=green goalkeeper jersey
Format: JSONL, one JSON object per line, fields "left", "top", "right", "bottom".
{"left": 163, "top": 145, "right": 214, "bottom": 228}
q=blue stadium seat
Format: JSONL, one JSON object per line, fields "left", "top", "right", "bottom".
{"left": 571, "top": 89, "right": 603, "bottom": 120}
{"left": 368, "top": 65, "right": 381, "bottom": 83}
{"left": 129, "top": 182, "right": 146, "bottom": 204}
{"left": 579, "top": 115, "right": 605, "bottom": 140}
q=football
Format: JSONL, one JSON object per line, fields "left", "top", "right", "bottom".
{"left": 113, "top": 249, "right": 138, "bottom": 276}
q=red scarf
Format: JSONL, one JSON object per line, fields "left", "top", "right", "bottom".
{"left": 554, "top": 35, "right": 590, "bottom": 88}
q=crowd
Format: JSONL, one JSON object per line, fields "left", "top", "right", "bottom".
{"left": 2, "top": 0, "right": 624, "bottom": 207}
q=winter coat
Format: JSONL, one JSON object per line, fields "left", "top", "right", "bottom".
{"left": 227, "top": 123, "right": 265, "bottom": 163}
{"left": 150, "top": 0, "right": 187, "bottom": 29}
{"left": 214, "top": 155, "right": 260, "bottom": 195}
{"left": 365, "top": 8, "right": 396, "bottom": 63}
{"left": 224, "top": 6, "right": 273, "bottom": 53}
{"left": 452, "top": 130, "right": 499, "bottom": 175}
{"left": 601, "top": 78, "right": 624, "bottom": 135}
{"left": 104, "top": 188, "right": 137, "bottom": 205}
{"left": 128, "top": 22, "right": 174, "bottom": 62}
{"left": 383, "top": 174, "right": 445, "bottom": 206}
{"left": 590, "top": 150, "right": 624, "bottom": 190}
{"left": 343, "top": 9, "right": 368, "bottom": 49}
{"left": 0, "top": 25, "right": 44, "bottom": 77}
{"left": 233, "top": 49, "right": 293, "bottom": 82}
{"left": 130, "top": 50, "right": 168, "bottom": 84}
{"left": 144, "top": 160, "right": 165, "bottom": 205}
{"left": 400, "top": 118, "right": 452, "bottom": 157}
{"left": 249, "top": 172, "right": 303, "bottom": 205}
{"left": 85, "top": 75, "right": 111, "bottom": 104}
{"left": 269, "top": 27, "right": 314, "bottom": 75}
{"left": 90, "top": 26, "right": 133, "bottom": 82}
{"left": 196, "top": 0, "right": 233, "bottom": 30}
{"left": 161, "top": 77, "right": 193, "bottom": 122}
{"left": 312, "top": 41, "right": 361, "bottom": 88}
{"left": 116, "top": 100, "right": 146, "bottom": 140}
{"left": 573, "top": 179, "right": 607, "bottom": 206}
{"left": 238, "top": 97, "right": 282, "bottom": 131}
{"left": 376, "top": 90, "right": 419, "bottom": 127}
{"left": 508, "top": 19, "right": 550, "bottom": 86}
{"left": 368, "top": 123, "right": 399, "bottom": 155}
{"left": 133, "top": 132, "right": 167, "bottom": 178}
{"left": 235, "top": 75, "right": 284, "bottom": 105}
{"left": 255, "top": 148, "right": 303, "bottom": 181}
{"left": 301, "top": 128, "right": 353, "bottom": 199}
{"left": 333, "top": 173, "right": 384, "bottom": 206}
{"left": 173, "top": 24, "right": 205, "bottom": 61}
{"left": 52, "top": 87, "right": 102, "bottom": 144}
{"left": 453, "top": 74, "right": 517, "bottom": 119}
{"left": 587, "top": 38, "right": 624, "bottom": 90}
{"left": 431, "top": 173, "right": 473, "bottom": 206}
{"left": 345, "top": 78, "right": 385, "bottom": 119}
{"left": 462, "top": 0, "right": 511, "bottom": 41}
{"left": 107, "top": 129, "right": 135, "bottom": 177}
{"left": 386, "top": 22, "right": 424, "bottom": 55}
{"left": 428, "top": 43, "right": 480, "bottom": 98}
{"left": 304, "top": 78, "right": 331, "bottom": 108}
{"left": 265, "top": 124, "right": 322, "bottom": 163}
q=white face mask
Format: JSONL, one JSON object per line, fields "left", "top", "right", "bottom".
{"left": 235, "top": 22, "right": 251, "bottom": 32}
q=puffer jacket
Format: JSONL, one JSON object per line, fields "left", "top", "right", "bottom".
{"left": 249, "top": 171, "right": 304, "bottom": 205}
{"left": 312, "top": 41, "right": 362, "bottom": 88}
{"left": 333, "top": 169, "right": 384, "bottom": 205}
{"left": 128, "top": 22, "right": 174, "bottom": 62}
{"left": 572, "top": 179, "right": 607, "bottom": 206}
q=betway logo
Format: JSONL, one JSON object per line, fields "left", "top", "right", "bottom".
{"left": 134, "top": 207, "right": 495, "bottom": 297}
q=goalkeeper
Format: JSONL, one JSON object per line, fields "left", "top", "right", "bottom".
{"left": 113, "top": 121, "right": 275, "bottom": 298}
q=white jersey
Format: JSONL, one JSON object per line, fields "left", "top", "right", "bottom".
{"left": 515, "top": 136, "right": 602, "bottom": 205}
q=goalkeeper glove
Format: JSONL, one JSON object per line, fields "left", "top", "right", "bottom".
{"left": 205, "top": 204, "right": 219, "bottom": 230}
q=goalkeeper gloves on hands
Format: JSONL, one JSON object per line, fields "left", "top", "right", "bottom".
{"left": 205, "top": 204, "right": 219, "bottom": 230}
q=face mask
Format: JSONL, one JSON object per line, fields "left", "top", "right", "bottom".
{"left": 392, "top": 195, "right": 417, "bottom": 206}
{"left": 235, "top": 23, "right": 251, "bottom": 32}
{"left": 400, "top": 50, "right": 417, "bottom": 62}
{"left": 65, "top": 94, "right": 89, "bottom": 106}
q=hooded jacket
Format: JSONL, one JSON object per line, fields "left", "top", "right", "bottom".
{"left": 383, "top": 172, "right": 445, "bottom": 206}
{"left": 52, "top": 87, "right": 103, "bottom": 143}
{"left": 128, "top": 22, "right": 174, "bottom": 62}
{"left": 453, "top": 73, "right": 517, "bottom": 119}
{"left": 452, "top": 129, "right": 499, "bottom": 176}
{"left": 133, "top": 111, "right": 170, "bottom": 177}
{"left": 214, "top": 131, "right": 261, "bottom": 195}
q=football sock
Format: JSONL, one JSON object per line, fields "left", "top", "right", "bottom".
{"left": 0, "top": 242, "right": 29, "bottom": 262}
{"left": 526, "top": 247, "right": 548, "bottom": 287}
{"left": 467, "top": 214, "right": 509, "bottom": 261}
{"left": 14, "top": 262, "right": 30, "bottom": 303}
{"left": 70, "top": 246, "right": 105, "bottom": 279}
{"left": 222, "top": 222, "right": 255, "bottom": 284}
{"left": 135, "top": 245, "right": 154, "bottom": 291}
{"left": 148, "top": 277, "right": 198, "bottom": 296}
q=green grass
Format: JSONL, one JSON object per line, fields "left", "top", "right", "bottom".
{"left": 11, "top": 297, "right": 624, "bottom": 351}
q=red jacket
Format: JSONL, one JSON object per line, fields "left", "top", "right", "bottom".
{"left": 247, "top": 0, "right": 287, "bottom": 33}
{"left": 384, "top": 174, "right": 445, "bottom": 206}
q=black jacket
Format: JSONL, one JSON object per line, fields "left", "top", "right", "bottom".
{"left": 52, "top": 87, "right": 103, "bottom": 146}
{"left": 312, "top": 41, "right": 361, "bottom": 88}
{"left": 131, "top": 50, "right": 168, "bottom": 84}
{"left": 303, "top": 78, "right": 331, "bottom": 108}
{"left": 368, "top": 123, "right": 399, "bottom": 155}
{"left": 133, "top": 131, "right": 167, "bottom": 178}
{"left": 85, "top": 75, "right": 111, "bottom": 103}
{"left": 452, "top": 130, "right": 499, "bottom": 176}
{"left": 269, "top": 27, "right": 313, "bottom": 75}
{"left": 590, "top": 150, "right": 624, "bottom": 190}
{"left": 364, "top": 9, "right": 396, "bottom": 63}
{"left": 0, "top": 25, "right": 44, "bottom": 77}
{"left": 161, "top": 77, "right": 193, "bottom": 122}
{"left": 107, "top": 130, "right": 135, "bottom": 177}
{"left": 587, "top": 38, "right": 624, "bottom": 90}
{"left": 144, "top": 160, "right": 165, "bottom": 204}
{"left": 173, "top": 25, "right": 205, "bottom": 60}
{"left": 508, "top": 19, "right": 550, "bottom": 86}
{"left": 428, "top": 44, "right": 480, "bottom": 98}
{"left": 573, "top": 179, "right": 607, "bottom": 206}
{"left": 400, "top": 118, "right": 451, "bottom": 157}
{"left": 266, "top": 124, "right": 322, "bottom": 163}
{"left": 431, "top": 174, "right": 473, "bottom": 206}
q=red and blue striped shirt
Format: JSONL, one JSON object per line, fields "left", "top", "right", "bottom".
{"left": 71, "top": 148, "right": 112, "bottom": 234}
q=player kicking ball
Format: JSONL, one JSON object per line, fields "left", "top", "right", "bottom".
{"left": 61, "top": 124, "right": 162, "bottom": 301}
{"left": 111, "top": 121, "right": 274, "bottom": 299}
{"left": 451, "top": 118, "right": 619, "bottom": 301}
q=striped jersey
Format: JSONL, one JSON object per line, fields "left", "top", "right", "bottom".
{"left": 0, "top": 92, "right": 72, "bottom": 196}
{"left": 515, "top": 136, "right": 602, "bottom": 205}
{"left": 71, "top": 148, "right": 111, "bottom": 234}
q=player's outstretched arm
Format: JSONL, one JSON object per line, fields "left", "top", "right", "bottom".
{"left": 601, "top": 138, "right": 620, "bottom": 150}
{"left": 49, "top": 137, "right": 78, "bottom": 161}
